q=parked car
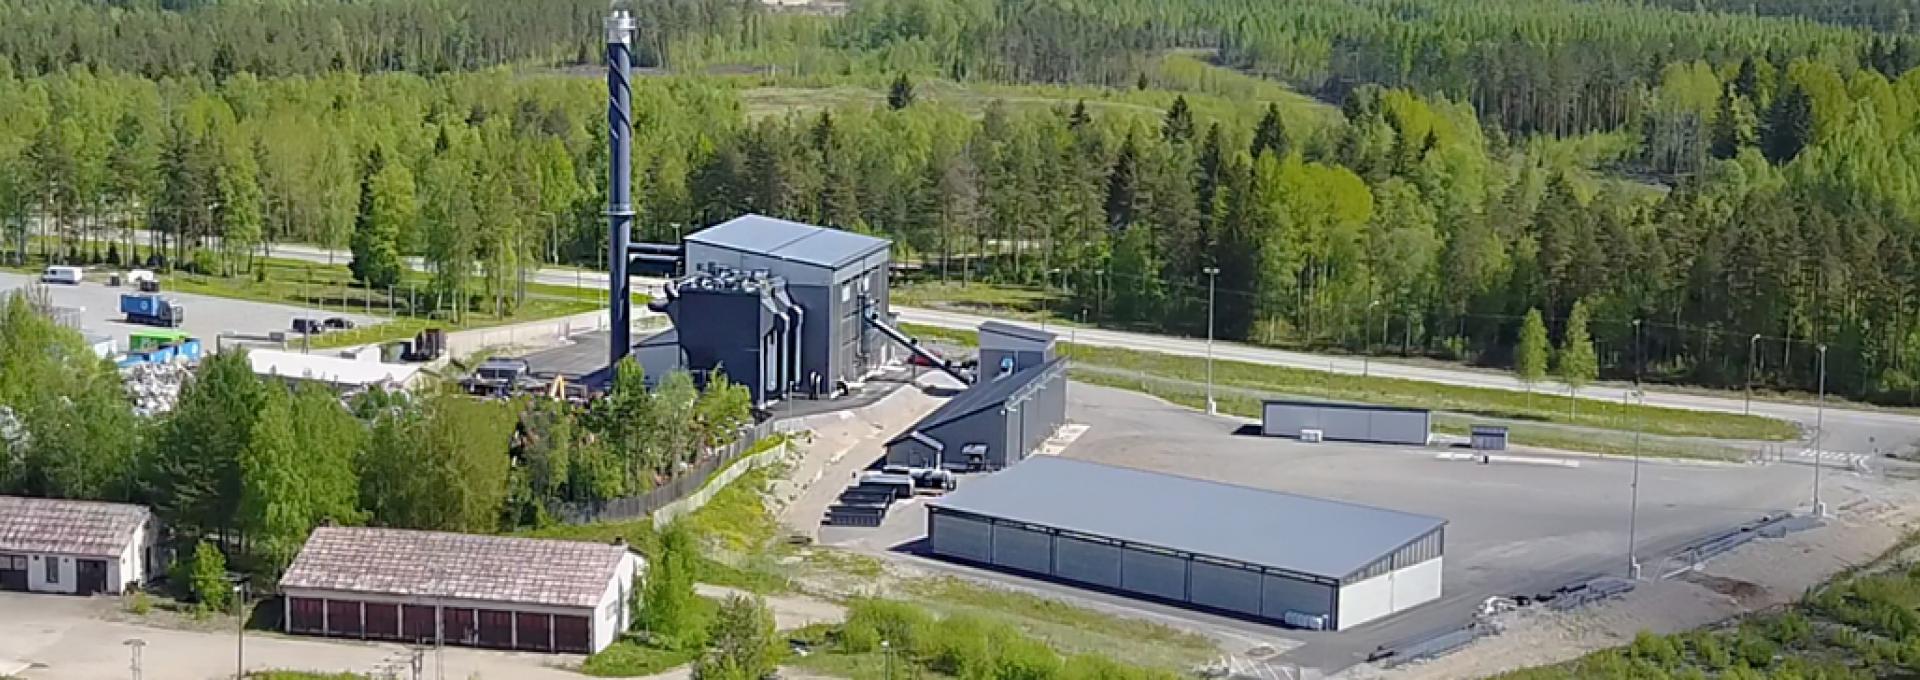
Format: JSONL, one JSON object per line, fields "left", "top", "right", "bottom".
{"left": 291, "top": 317, "right": 328, "bottom": 335}
{"left": 40, "top": 266, "right": 83, "bottom": 285}
{"left": 323, "top": 316, "right": 356, "bottom": 330}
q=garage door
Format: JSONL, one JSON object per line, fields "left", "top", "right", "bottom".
{"left": 442, "top": 608, "right": 477, "bottom": 646}
{"left": 990, "top": 524, "right": 1052, "bottom": 575}
{"left": 288, "top": 597, "right": 325, "bottom": 633}
{"left": 364, "top": 603, "right": 401, "bottom": 640}
{"left": 1190, "top": 560, "right": 1263, "bottom": 617}
{"left": 930, "top": 512, "right": 991, "bottom": 562}
{"left": 326, "top": 600, "right": 363, "bottom": 637}
{"left": 1120, "top": 546, "right": 1188, "bottom": 601}
{"left": 403, "top": 604, "right": 437, "bottom": 642}
{"left": 1054, "top": 536, "right": 1121, "bottom": 589}
{"left": 554, "top": 615, "right": 592, "bottom": 653}
{"left": 516, "top": 612, "right": 553, "bottom": 651}
{"left": 478, "top": 609, "right": 514, "bottom": 648}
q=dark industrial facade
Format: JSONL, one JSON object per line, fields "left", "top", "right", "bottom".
{"left": 658, "top": 214, "right": 897, "bottom": 407}
{"left": 886, "top": 322, "right": 1066, "bottom": 470}
{"left": 926, "top": 457, "right": 1446, "bottom": 630}
{"left": 1260, "top": 399, "right": 1432, "bottom": 446}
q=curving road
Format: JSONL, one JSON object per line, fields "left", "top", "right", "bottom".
{"left": 233, "top": 239, "right": 1920, "bottom": 457}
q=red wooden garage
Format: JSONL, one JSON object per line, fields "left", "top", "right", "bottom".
{"left": 278, "top": 527, "right": 640, "bottom": 654}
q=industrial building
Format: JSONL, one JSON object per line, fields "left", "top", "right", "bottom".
{"left": 925, "top": 457, "right": 1445, "bottom": 630}
{"left": 1260, "top": 399, "right": 1431, "bottom": 446}
{"left": 885, "top": 322, "right": 1067, "bottom": 470}
{"left": 0, "top": 496, "right": 161, "bottom": 595}
{"left": 279, "top": 527, "right": 640, "bottom": 654}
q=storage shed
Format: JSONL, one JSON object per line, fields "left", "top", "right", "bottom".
{"left": 884, "top": 357, "right": 1068, "bottom": 470}
{"left": 1470, "top": 425, "right": 1509, "bottom": 451}
{"left": 978, "top": 321, "right": 1056, "bottom": 380}
{"left": 925, "top": 457, "right": 1445, "bottom": 630}
{"left": 1260, "top": 400, "right": 1431, "bottom": 446}
{"left": 0, "top": 495, "right": 161, "bottom": 596}
{"left": 279, "top": 527, "right": 641, "bottom": 654}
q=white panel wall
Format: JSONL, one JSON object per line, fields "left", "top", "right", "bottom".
{"left": 593, "top": 552, "right": 642, "bottom": 654}
{"left": 26, "top": 554, "right": 75, "bottom": 594}
{"left": 1335, "top": 556, "right": 1443, "bottom": 630}
{"left": 1391, "top": 557, "right": 1443, "bottom": 613}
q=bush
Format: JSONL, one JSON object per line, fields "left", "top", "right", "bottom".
{"left": 839, "top": 598, "right": 933, "bottom": 655}
{"left": 692, "top": 594, "right": 780, "bottom": 680}
{"left": 123, "top": 589, "right": 152, "bottom": 615}
{"left": 189, "top": 248, "right": 225, "bottom": 276}
{"left": 188, "top": 540, "right": 231, "bottom": 613}
{"left": 990, "top": 630, "right": 1062, "bottom": 680}
{"left": 925, "top": 614, "right": 997, "bottom": 679}
{"left": 641, "top": 521, "right": 707, "bottom": 650}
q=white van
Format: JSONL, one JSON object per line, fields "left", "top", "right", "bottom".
{"left": 40, "top": 266, "right": 83, "bottom": 285}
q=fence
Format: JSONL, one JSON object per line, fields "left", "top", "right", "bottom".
{"left": 552, "top": 420, "right": 779, "bottom": 525}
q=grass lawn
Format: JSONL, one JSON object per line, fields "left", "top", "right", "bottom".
{"left": 904, "top": 322, "right": 1798, "bottom": 443}
{"left": 580, "top": 638, "right": 704, "bottom": 677}
{"left": 896, "top": 577, "right": 1218, "bottom": 672}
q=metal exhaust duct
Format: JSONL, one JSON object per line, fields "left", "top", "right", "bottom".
{"left": 606, "top": 9, "right": 637, "bottom": 367}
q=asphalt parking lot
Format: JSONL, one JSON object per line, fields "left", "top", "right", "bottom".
{"left": 828, "top": 381, "right": 1893, "bottom": 674}
{"left": 0, "top": 272, "right": 377, "bottom": 354}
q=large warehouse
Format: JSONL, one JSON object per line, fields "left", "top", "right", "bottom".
{"left": 1260, "top": 399, "right": 1431, "bottom": 446}
{"left": 885, "top": 322, "right": 1068, "bottom": 470}
{"left": 279, "top": 527, "right": 640, "bottom": 654}
{"left": 926, "top": 457, "right": 1445, "bottom": 630}
{"left": 659, "top": 214, "right": 898, "bottom": 405}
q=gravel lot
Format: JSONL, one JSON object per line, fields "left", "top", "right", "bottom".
{"left": 0, "top": 272, "right": 378, "bottom": 354}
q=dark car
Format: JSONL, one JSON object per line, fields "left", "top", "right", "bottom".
{"left": 323, "top": 316, "right": 356, "bottom": 330}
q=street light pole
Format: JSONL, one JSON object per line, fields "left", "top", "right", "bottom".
{"left": 1627, "top": 319, "right": 1643, "bottom": 580}
{"left": 124, "top": 638, "right": 146, "bottom": 680}
{"left": 1813, "top": 343, "right": 1828, "bottom": 517}
{"left": 1746, "top": 333, "right": 1761, "bottom": 415}
{"left": 1364, "top": 300, "right": 1380, "bottom": 377}
{"left": 232, "top": 583, "right": 246, "bottom": 680}
{"left": 1203, "top": 267, "right": 1220, "bottom": 415}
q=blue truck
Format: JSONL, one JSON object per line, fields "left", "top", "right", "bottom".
{"left": 119, "top": 293, "right": 185, "bottom": 328}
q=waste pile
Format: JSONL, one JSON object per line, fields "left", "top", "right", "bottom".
{"left": 123, "top": 361, "right": 191, "bottom": 416}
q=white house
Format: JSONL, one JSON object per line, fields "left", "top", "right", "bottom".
{"left": 0, "top": 495, "right": 160, "bottom": 595}
{"left": 278, "top": 527, "right": 642, "bottom": 654}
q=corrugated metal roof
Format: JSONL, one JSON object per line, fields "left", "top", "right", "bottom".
{"left": 0, "top": 495, "right": 149, "bottom": 558}
{"left": 279, "top": 527, "right": 630, "bottom": 609}
{"left": 930, "top": 457, "right": 1445, "bottom": 580}
{"left": 979, "top": 320, "right": 1057, "bottom": 345}
{"left": 687, "top": 214, "right": 889, "bottom": 269}
{"left": 886, "top": 358, "right": 1065, "bottom": 446}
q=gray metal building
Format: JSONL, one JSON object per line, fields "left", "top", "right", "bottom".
{"left": 663, "top": 215, "right": 896, "bottom": 405}
{"left": 978, "top": 320, "right": 1056, "bottom": 379}
{"left": 885, "top": 358, "right": 1068, "bottom": 470}
{"left": 926, "top": 457, "right": 1445, "bottom": 630}
{"left": 1260, "top": 400, "right": 1431, "bottom": 446}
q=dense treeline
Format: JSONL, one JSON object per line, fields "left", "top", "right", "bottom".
{"left": 1639, "top": 0, "right": 1917, "bottom": 32}
{"left": 0, "top": 290, "right": 752, "bottom": 574}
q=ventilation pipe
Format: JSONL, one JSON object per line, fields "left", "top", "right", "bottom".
{"left": 605, "top": 9, "right": 637, "bottom": 367}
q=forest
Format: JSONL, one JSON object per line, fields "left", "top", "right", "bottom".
{"left": 4, "top": 0, "right": 1920, "bottom": 400}
{"left": 0, "top": 288, "right": 753, "bottom": 575}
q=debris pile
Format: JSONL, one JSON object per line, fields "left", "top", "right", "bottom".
{"left": 123, "top": 362, "right": 192, "bottom": 416}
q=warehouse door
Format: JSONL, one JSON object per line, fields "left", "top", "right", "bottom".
{"left": 0, "top": 555, "right": 26, "bottom": 591}
{"left": 75, "top": 559, "right": 107, "bottom": 595}
{"left": 554, "top": 615, "right": 591, "bottom": 653}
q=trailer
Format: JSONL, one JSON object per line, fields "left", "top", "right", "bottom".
{"left": 119, "top": 293, "right": 184, "bottom": 328}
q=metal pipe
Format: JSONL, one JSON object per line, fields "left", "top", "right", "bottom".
{"left": 605, "top": 10, "right": 637, "bottom": 367}
{"left": 790, "top": 305, "right": 804, "bottom": 400}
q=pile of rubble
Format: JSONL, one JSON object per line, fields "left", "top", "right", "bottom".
{"left": 123, "top": 362, "right": 192, "bottom": 416}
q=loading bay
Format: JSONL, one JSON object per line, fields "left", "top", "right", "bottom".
{"left": 822, "top": 381, "right": 1892, "bottom": 673}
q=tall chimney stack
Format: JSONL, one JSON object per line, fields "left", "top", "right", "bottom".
{"left": 606, "top": 9, "right": 637, "bottom": 368}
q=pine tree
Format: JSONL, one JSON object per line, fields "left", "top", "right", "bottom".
{"left": 1250, "top": 103, "right": 1288, "bottom": 160}
{"left": 1763, "top": 83, "right": 1814, "bottom": 165}
{"left": 349, "top": 148, "right": 405, "bottom": 289}
{"left": 152, "top": 350, "right": 266, "bottom": 543}
{"left": 1104, "top": 133, "right": 1139, "bottom": 230}
{"left": 1067, "top": 100, "right": 1091, "bottom": 131}
{"left": 1732, "top": 57, "right": 1762, "bottom": 104}
{"left": 1558, "top": 299, "right": 1598, "bottom": 420}
{"left": 1515, "top": 308, "right": 1550, "bottom": 406}
{"left": 1162, "top": 95, "right": 1194, "bottom": 144}
{"left": 642, "top": 521, "right": 707, "bottom": 650}
{"left": 887, "top": 73, "right": 915, "bottom": 110}
{"left": 1709, "top": 90, "right": 1759, "bottom": 159}
{"left": 188, "top": 540, "right": 230, "bottom": 614}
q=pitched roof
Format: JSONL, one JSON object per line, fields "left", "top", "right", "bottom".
{"left": 886, "top": 358, "right": 1066, "bottom": 446}
{"left": 687, "top": 214, "right": 889, "bottom": 269}
{"left": 0, "top": 495, "right": 150, "bottom": 558}
{"left": 930, "top": 457, "right": 1446, "bottom": 580}
{"left": 279, "top": 527, "right": 631, "bottom": 609}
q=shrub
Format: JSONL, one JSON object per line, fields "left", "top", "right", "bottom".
{"left": 641, "top": 521, "right": 707, "bottom": 650}
{"left": 188, "top": 540, "right": 231, "bottom": 614}
{"left": 693, "top": 594, "right": 779, "bottom": 680}
{"left": 189, "top": 248, "right": 225, "bottom": 276}
{"left": 925, "top": 614, "right": 997, "bottom": 679}
{"left": 990, "top": 630, "right": 1061, "bottom": 680}
{"left": 839, "top": 598, "right": 932, "bottom": 655}
{"left": 123, "top": 589, "right": 152, "bottom": 615}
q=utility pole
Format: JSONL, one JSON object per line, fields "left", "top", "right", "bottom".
{"left": 232, "top": 582, "right": 247, "bottom": 680}
{"left": 1627, "top": 319, "right": 1643, "bottom": 580}
{"left": 1364, "top": 299, "right": 1380, "bottom": 377}
{"left": 124, "top": 638, "right": 145, "bottom": 680}
{"left": 1203, "top": 267, "right": 1220, "bottom": 415}
{"left": 1746, "top": 333, "right": 1761, "bottom": 415}
{"left": 1813, "top": 343, "right": 1828, "bottom": 517}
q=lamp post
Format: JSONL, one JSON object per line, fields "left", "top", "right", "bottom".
{"left": 881, "top": 639, "right": 894, "bottom": 680}
{"left": 1627, "top": 318, "right": 1643, "bottom": 580}
{"left": 232, "top": 582, "right": 247, "bottom": 680}
{"left": 1746, "top": 333, "right": 1761, "bottom": 415}
{"left": 1203, "top": 266, "right": 1220, "bottom": 415}
{"left": 1364, "top": 300, "right": 1380, "bottom": 377}
{"left": 125, "top": 638, "right": 145, "bottom": 680}
{"left": 1813, "top": 343, "right": 1828, "bottom": 517}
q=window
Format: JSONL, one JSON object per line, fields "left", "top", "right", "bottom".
{"left": 841, "top": 283, "right": 852, "bottom": 302}
{"left": 45, "top": 557, "right": 58, "bottom": 583}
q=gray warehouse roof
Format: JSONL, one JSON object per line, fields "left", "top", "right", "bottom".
{"left": 930, "top": 457, "right": 1444, "bottom": 580}
{"left": 0, "top": 495, "right": 150, "bottom": 558}
{"left": 688, "top": 214, "right": 889, "bottom": 269}
{"left": 886, "top": 358, "right": 1066, "bottom": 446}
{"left": 280, "top": 527, "right": 631, "bottom": 609}
{"left": 979, "top": 320, "right": 1057, "bottom": 345}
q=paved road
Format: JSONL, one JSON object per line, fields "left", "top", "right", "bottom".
{"left": 228, "top": 239, "right": 1920, "bottom": 457}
